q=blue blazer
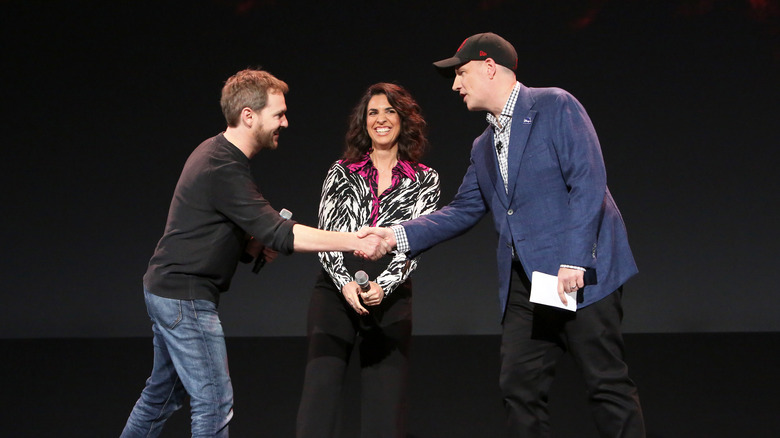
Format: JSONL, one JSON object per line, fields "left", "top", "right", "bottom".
{"left": 403, "top": 83, "right": 638, "bottom": 317}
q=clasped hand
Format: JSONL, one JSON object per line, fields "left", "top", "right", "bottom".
{"left": 353, "top": 227, "right": 397, "bottom": 260}
{"left": 342, "top": 281, "right": 384, "bottom": 315}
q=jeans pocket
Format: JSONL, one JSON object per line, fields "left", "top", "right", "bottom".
{"left": 191, "top": 299, "right": 223, "bottom": 336}
{"left": 144, "top": 289, "right": 183, "bottom": 329}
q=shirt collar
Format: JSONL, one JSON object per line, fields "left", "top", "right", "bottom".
{"left": 486, "top": 81, "right": 521, "bottom": 132}
{"left": 341, "top": 153, "right": 419, "bottom": 181}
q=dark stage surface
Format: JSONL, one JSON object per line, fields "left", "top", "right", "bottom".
{"left": 2, "top": 333, "right": 778, "bottom": 437}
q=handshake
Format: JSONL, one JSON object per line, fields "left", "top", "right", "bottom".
{"left": 280, "top": 223, "right": 403, "bottom": 263}
{"left": 353, "top": 226, "right": 397, "bottom": 260}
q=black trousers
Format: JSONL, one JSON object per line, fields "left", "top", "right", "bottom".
{"left": 500, "top": 262, "right": 645, "bottom": 437}
{"left": 296, "top": 255, "right": 412, "bottom": 438}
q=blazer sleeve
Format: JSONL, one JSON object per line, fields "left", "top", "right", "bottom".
{"left": 403, "top": 150, "right": 488, "bottom": 258}
{"left": 551, "top": 91, "right": 608, "bottom": 268}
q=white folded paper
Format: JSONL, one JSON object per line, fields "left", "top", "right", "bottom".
{"left": 530, "top": 271, "right": 577, "bottom": 312}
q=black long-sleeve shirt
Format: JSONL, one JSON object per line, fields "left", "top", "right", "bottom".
{"left": 144, "top": 133, "right": 295, "bottom": 304}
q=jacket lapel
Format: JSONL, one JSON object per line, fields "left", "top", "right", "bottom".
{"left": 506, "top": 85, "right": 536, "bottom": 202}
{"left": 476, "top": 129, "right": 509, "bottom": 208}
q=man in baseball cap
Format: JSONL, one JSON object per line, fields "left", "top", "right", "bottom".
{"left": 360, "top": 32, "right": 646, "bottom": 437}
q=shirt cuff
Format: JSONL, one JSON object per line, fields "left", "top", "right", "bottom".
{"left": 560, "top": 264, "right": 586, "bottom": 271}
{"left": 390, "top": 224, "right": 410, "bottom": 254}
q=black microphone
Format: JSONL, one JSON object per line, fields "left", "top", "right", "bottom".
{"left": 355, "top": 270, "right": 370, "bottom": 292}
{"left": 252, "top": 208, "right": 293, "bottom": 273}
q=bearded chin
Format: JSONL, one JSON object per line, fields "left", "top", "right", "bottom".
{"left": 254, "top": 126, "right": 276, "bottom": 150}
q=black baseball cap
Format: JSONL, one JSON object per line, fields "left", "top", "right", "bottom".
{"left": 433, "top": 32, "right": 518, "bottom": 77}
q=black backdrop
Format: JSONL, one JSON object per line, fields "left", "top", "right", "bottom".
{"left": 2, "top": 0, "right": 778, "bottom": 338}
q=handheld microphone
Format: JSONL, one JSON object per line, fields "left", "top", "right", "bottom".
{"left": 355, "top": 270, "right": 370, "bottom": 292}
{"left": 355, "top": 270, "right": 382, "bottom": 327}
{"left": 252, "top": 208, "right": 293, "bottom": 273}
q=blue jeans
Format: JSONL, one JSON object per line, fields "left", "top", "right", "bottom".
{"left": 121, "top": 290, "right": 233, "bottom": 438}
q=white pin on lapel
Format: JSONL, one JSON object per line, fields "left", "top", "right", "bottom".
{"left": 523, "top": 117, "right": 532, "bottom": 124}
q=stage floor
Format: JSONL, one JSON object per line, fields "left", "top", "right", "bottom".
{"left": 2, "top": 333, "right": 778, "bottom": 437}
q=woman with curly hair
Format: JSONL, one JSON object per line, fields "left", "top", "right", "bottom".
{"left": 296, "top": 83, "right": 440, "bottom": 438}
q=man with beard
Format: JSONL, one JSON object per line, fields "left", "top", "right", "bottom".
{"left": 121, "top": 69, "right": 390, "bottom": 438}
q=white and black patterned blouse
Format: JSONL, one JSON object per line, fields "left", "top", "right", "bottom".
{"left": 318, "top": 154, "right": 440, "bottom": 295}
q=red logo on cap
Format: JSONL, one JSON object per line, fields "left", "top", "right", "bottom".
{"left": 479, "top": 50, "right": 487, "bottom": 57}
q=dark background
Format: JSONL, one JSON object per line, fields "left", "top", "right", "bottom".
{"left": 2, "top": 0, "right": 779, "bottom": 338}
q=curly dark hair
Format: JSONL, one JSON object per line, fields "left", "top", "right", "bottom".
{"left": 343, "top": 83, "right": 428, "bottom": 163}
